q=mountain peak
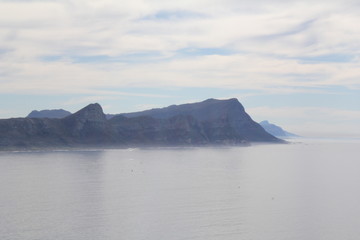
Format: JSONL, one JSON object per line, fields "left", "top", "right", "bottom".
{"left": 84, "top": 103, "right": 102, "bottom": 110}
{"left": 65, "top": 103, "right": 106, "bottom": 123}
{"left": 62, "top": 103, "right": 110, "bottom": 141}
{"left": 201, "top": 98, "right": 240, "bottom": 105}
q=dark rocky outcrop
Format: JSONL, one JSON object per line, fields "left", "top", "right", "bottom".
{"left": 0, "top": 98, "right": 283, "bottom": 150}
{"left": 27, "top": 109, "right": 71, "bottom": 119}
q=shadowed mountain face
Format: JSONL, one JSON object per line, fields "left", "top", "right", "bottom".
{"left": 109, "top": 114, "right": 209, "bottom": 145}
{"left": 119, "top": 98, "right": 280, "bottom": 143}
{"left": 260, "top": 120, "right": 298, "bottom": 138}
{"left": 27, "top": 109, "right": 71, "bottom": 119}
{"left": 0, "top": 99, "right": 283, "bottom": 150}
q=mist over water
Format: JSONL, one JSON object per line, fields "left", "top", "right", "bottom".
{"left": 1, "top": 139, "right": 360, "bottom": 240}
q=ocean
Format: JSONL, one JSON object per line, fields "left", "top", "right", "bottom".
{"left": 1, "top": 138, "right": 359, "bottom": 240}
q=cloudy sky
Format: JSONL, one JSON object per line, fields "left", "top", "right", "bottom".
{"left": 1, "top": 0, "right": 359, "bottom": 137}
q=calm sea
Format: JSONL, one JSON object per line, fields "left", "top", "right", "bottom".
{"left": 1, "top": 138, "right": 360, "bottom": 240}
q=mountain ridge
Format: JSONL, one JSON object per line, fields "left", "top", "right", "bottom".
{"left": 27, "top": 109, "right": 71, "bottom": 119}
{"left": 1, "top": 98, "right": 284, "bottom": 150}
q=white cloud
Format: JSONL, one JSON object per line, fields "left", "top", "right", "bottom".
{"left": 1, "top": 50, "right": 359, "bottom": 96}
{"left": 1, "top": 0, "right": 359, "bottom": 93}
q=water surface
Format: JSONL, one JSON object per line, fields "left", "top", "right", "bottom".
{"left": 1, "top": 139, "right": 360, "bottom": 240}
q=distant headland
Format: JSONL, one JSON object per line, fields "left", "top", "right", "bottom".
{"left": 259, "top": 120, "right": 299, "bottom": 138}
{"left": 0, "top": 98, "right": 285, "bottom": 150}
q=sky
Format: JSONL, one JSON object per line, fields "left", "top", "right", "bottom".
{"left": 0, "top": 0, "right": 359, "bottom": 137}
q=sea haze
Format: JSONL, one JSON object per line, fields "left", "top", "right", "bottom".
{"left": 1, "top": 139, "right": 360, "bottom": 240}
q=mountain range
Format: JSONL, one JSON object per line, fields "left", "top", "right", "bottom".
{"left": 24, "top": 102, "right": 298, "bottom": 138}
{"left": 0, "top": 98, "right": 284, "bottom": 150}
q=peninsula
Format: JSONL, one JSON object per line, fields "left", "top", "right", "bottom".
{"left": 0, "top": 98, "right": 283, "bottom": 150}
